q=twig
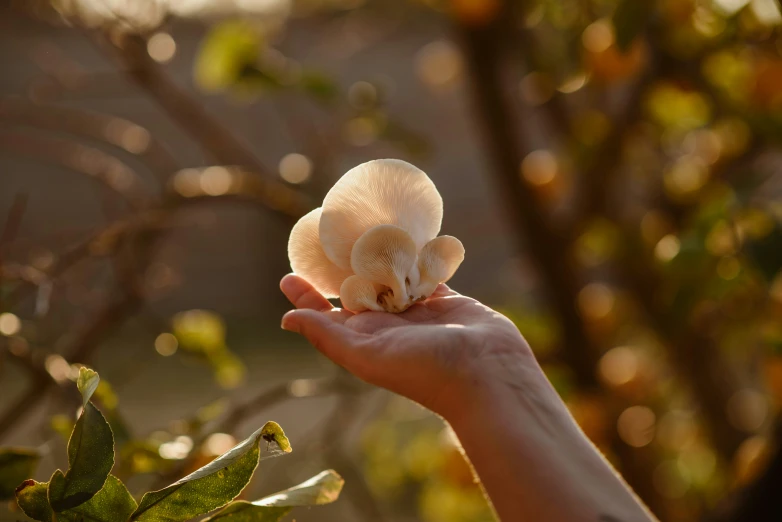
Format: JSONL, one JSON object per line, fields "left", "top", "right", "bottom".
{"left": 0, "top": 193, "right": 29, "bottom": 310}
{"left": 0, "top": 291, "right": 142, "bottom": 440}
{"left": 2, "top": 209, "right": 168, "bottom": 309}
{"left": 97, "top": 32, "right": 311, "bottom": 222}
{"left": 0, "top": 97, "right": 179, "bottom": 182}
{"left": 0, "top": 128, "right": 151, "bottom": 208}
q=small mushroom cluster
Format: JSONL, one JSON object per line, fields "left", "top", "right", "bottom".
{"left": 288, "top": 159, "right": 465, "bottom": 313}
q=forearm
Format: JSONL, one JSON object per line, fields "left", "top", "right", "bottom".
{"left": 444, "top": 350, "right": 656, "bottom": 522}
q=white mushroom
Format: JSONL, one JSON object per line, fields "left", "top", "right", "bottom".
{"left": 350, "top": 224, "right": 418, "bottom": 313}
{"left": 287, "top": 207, "right": 353, "bottom": 298}
{"left": 412, "top": 235, "right": 465, "bottom": 299}
{"left": 287, "top": 159, "right": 464, "bottom": 314}
{"left": 339, "top": 275, "right": 384, "bottom": 312}
{"left": 319, "top": 159, "right": 443, "bottom": 270}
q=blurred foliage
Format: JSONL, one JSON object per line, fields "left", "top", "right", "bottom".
{"left": 171, "top": 309, "right": 247, "bottom": 389}
{"left": 2, "top": 0, "right": 782, "bottom": 520}
{"left": 360, "top": 398, "right": 495, "bottom": 522}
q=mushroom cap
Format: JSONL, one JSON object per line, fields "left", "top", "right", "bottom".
{"left": 414, "top": 235, "right": 465, "bottom": 298}
{"left": 288, "top": 207, "right": 354, "bottom": 298}
{"left": 340, "top": 275, "right": 384, "bottom": 312}
{"left": 319, "top": 159, "right": 443, "bottom": 270}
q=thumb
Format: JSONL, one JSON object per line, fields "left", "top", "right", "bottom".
{"left": 282, "top": 309, "right": 375, "bottom": 378}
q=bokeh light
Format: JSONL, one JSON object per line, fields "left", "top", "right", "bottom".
{"left": 203, "top": 433, "right": 236, "bottom": 456}
{"left": 0, "top": 312, "right": 21, "bottom": 336}
{"left": 147, "top": 32, "right": 177, "bottom": 63}
{"left": 654, "top": 234, "right": 681, "bottom": 262}
{"left": 582, "top": 19, "right": 614, "bottom": 53}
{"left": 599, "top": 346, "right": 639, "bottom": 387}
{"left": 200, "top": 166, "right": 233, "bottom": 196}
{"left": 155, "top": 333, "right": 179, "bottom": 357}
{"left": 45, "top": 354, "right": 74, "bottom": 384}
{"left": 726, "top": 389, "right": 768, "bottom": 432}
{"left": 520, "top": 149, "right": 558, "bottom": 187}
{"left": 577, "top": 283, "right": 616, "bottom": 321}
{"left": 617, "top": 405, "right": 656, "bottom": 448}
{"left": 278, "top": 153, "right": 313, "bottom": 184}
{"left": 415, "top": 41, "right": 462, "bottom": 88}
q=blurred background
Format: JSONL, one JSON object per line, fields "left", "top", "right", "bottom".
{"left": 1, "top": 0, "right": 782, "bottom": 520}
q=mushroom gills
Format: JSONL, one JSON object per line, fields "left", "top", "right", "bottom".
{"left": 340, "top": 275, "right": 385, "bottom": 312}
{"left": 349, "top": 224, "right": 418, "bottom": 313}
{"left": 287, "top": 207, "right": 353, "bottom": 298}
{"left": 412, "top": 235, "right": 465, "bottom": 299}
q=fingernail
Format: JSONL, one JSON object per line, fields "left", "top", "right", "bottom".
{"left": 281, "top": 314, "right": 299, "bottom": 333}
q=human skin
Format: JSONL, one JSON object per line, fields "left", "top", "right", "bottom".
{"left": 280, "top": 274, "right": 657, "bottom": 522}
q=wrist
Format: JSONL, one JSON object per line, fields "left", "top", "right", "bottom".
{"left": 438, "top": 345, "right": 555, "bottom": 430}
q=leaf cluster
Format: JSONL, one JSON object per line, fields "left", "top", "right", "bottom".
{"left": 1, "top": 368, "right": 343, "bottom": 522}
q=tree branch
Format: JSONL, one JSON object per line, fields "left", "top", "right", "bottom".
{"left": 98, "top": 32, "right": 312, "bottom": 222}
{"left": 0, "top": 97, "right": 179, "bottom": 181}
{"left": 0, "top": 128, "right": 151, "bottom": 208}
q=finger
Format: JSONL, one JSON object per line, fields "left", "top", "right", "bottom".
{"left": 281, "top": 309, "right": 380, "bottom": 379}
{"left": 431, "top": 283, "right": 459, "bottom": 298}
{"left": 280, "top": 273, "right": 333, "bottom": 311}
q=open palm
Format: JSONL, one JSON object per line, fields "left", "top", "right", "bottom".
{"left": 280, "top": 274, "right": 531, "bottom": 416}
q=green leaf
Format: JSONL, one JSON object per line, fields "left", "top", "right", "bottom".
{"left": 57, "top": 475, "right": 137, "bottom": 522}
{"left": 203, "top": 470, "right": 344, "bottom": 521}
{"left": 299, "top": 72, "right": 339, "bottom": 103}
{"left": 203, "top": 505, "right": 291, "bottom": 522}
{"left": 612, "top": 0, "right": 653, "bottom": 52}
{"left": 195, "top": 22, "right": 261, "bottom": 92}
{"left": 0, "top": 447, "right": 40, "bottom": 500}
{"left": 48, "top": 401, "right": 114, "bottom": 511}
{"left": 131, "top": 421, "right": 292, "bottom": 522}
{"left": 172, "top": 310, "right": 227, "bottom": 354}
{"left": 15, "top": 479, "right": 53, "bottom": 522}
{"left": 256, "top": 469, "right": 343, "bottom": 506}
{"left": 77, "top": 367, "right": 100, "bottom": 406}
{"left": 260, "top": 421, "right": 291, "bottom": 454}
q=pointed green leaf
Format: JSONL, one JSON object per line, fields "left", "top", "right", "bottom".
{"left": 49, "top": 401, "right": 114, "bottom": 511}
{"left": 15, "top": 479, "right": 53, "bottom": 522}
{"left": 0, "top": 447, "right": 40, "bottom": 500}
{"left": 259, "top": 422, "right": 291, "bottom": 455}
{"left": 57, "top": 475, "right": 137, "bottom": 522}
{"left": 77, "top": 367, "right": 100, "bottom": 406}
{"left": 131, "top": 421, "right": 292, "bottom": 522}
{"left": 253, "top": 470, "right": 343, "bottom": 507}
{"left": 202, "top": 470, "right": 344, "bottom": 521}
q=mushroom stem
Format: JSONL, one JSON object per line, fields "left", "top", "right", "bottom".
{"left": 379, "top": 277, "right": 413, "bottom": 313}
{"left": 350, "top": 224, "right": 418, "bottom": 313}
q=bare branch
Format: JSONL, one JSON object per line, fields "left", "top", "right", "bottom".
{"left": 0, "top": 291, "right": 142, "bottom": 440}
{"left": 0, "top": 97, "right": 179, "bottom": 181}
{"left": 0, "top": 128, "right": 152, "bottom": 208}
{"left": 97, "top": 32, "right": 312, "bottom": 221}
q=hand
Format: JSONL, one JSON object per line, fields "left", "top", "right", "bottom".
{"left": 281, "top": 275, "right": 657, "bottom": 522}
{"left": 280, "top": 274, "right": 534, "bottom": 419}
